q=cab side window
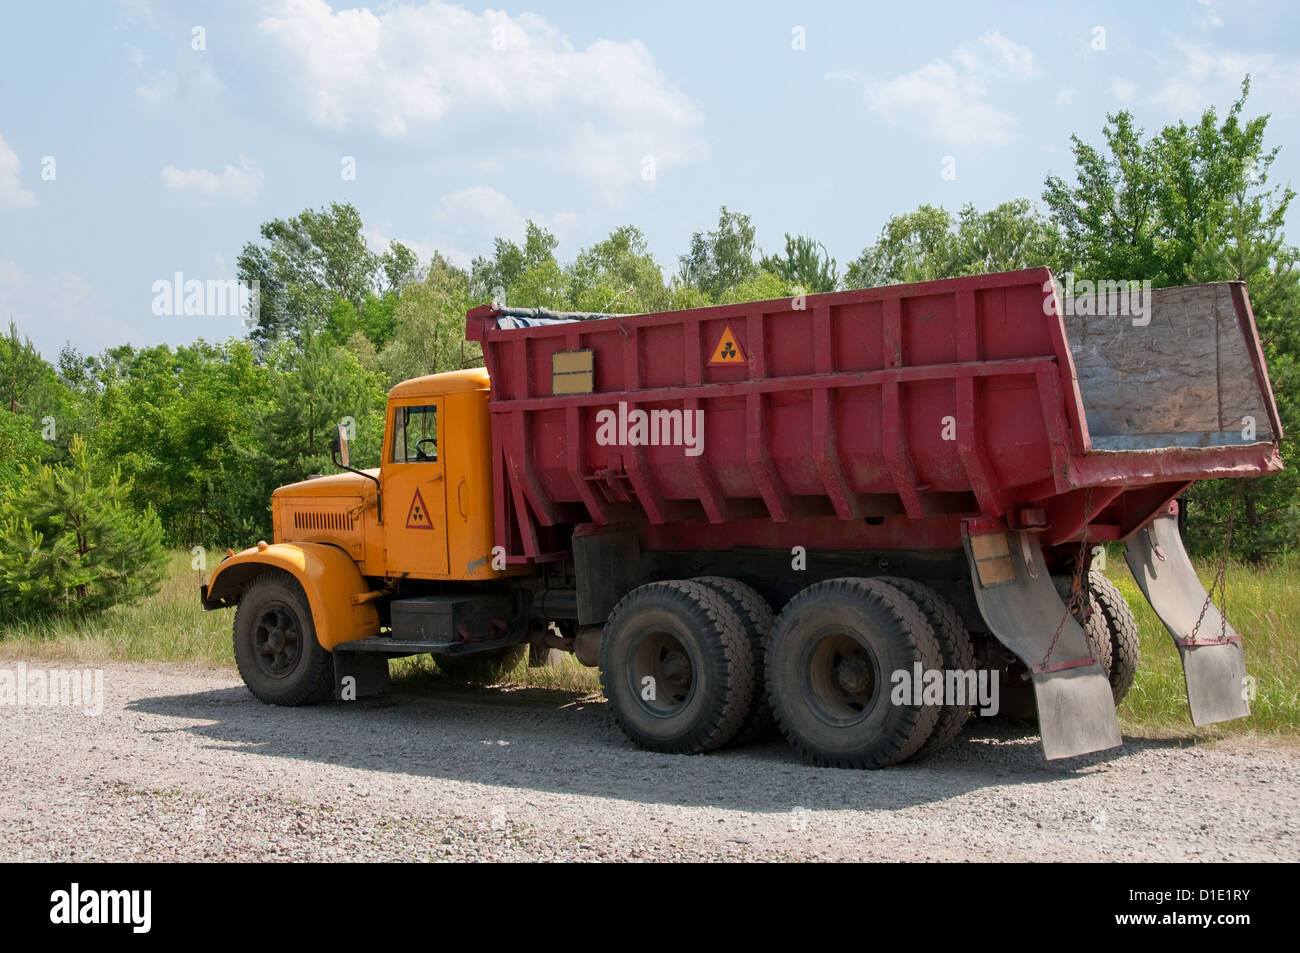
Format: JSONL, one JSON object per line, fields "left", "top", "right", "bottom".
{"left": 392, "top": 405, "right": 438, "bottom": 463}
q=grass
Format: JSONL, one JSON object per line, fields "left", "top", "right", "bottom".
{"left": 1106, "top": 554, "right": 1300, "bottom": 737}
{"left": 0, "top": 549, "right": 1294, "bottom": 736}
{"left": 0, "top": 551, "right": 233, "bottom": 666}
{"left": 389, "top": 653, "right": 601, "bottom": 695}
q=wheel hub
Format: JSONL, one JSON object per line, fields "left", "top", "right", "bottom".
{"left": 253, "top": 604, "right": 303, "bottom": 679}
{"left": 630, "top": 630, "right": 696, "bottom": 716}
{"left": 834, "top": 653, "right": 870, "bottom": 695}
{"left": 804, "top": 631, "right": 880, "bottom": 726}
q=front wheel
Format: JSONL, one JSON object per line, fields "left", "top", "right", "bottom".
{"left": 233, "top": 571, "right": 334, "bottom": 706}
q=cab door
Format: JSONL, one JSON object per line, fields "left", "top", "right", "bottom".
{"left": 382, "top": 400, "right": 450, "bottom": 578}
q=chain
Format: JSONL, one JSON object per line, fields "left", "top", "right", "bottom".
{"left": 1041, "top": 487, "right": 1094, "bottom": 668}
{"left": 1189, "top": 482, "right": 1240, "bottom": 645}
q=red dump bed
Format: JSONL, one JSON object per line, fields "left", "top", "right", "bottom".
{"left": 466, "top": 269, "right": 1281, "bottom": 562}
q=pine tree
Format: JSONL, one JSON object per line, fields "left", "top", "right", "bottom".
{"left": 0, "top": 435, "right": 167, "bottom": 620}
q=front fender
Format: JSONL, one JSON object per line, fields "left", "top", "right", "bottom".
{"left": 201, "top": 543, "right": 380, "bottom": 650}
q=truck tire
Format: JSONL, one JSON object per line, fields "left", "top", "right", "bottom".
{"left": 876, "top": 577, "right": 974, "bottom": 758}
{"left": 599, "top": 580, "right": 754, "bottom": 755}
{"left": 1083, "top": 595, "right": 1113, "bottom": 678}
{"left": 233, "top": 571, "right": 334, "bottom": 706}
{"left": 691, "top": 576, "right": 777, "bottom": 745}
{"left": 765, "top": 578, "right": 942, "bottom": 769}
{"left": 1089, "top": 571, "right": 1140, "bottom": 704}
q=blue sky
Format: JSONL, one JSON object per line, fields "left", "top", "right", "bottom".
{"left": 1, "top": 0, "right": 1297, "bottom": 359}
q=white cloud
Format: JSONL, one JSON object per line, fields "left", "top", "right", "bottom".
{"left": 367, "top": 186, "right": 579, "bottom": 271}
{"left": 1054, "top": 86, "right": 1076, "bottom": 108}
{"left": 1196, "top": 0, "right": 1224, "bottom": 29}
{"left": 255, "top": 0, "right": 706, "bottom": 190}
{"left": 0, "top": 134, "right": 37, "bottom": 209}
{"left": 0, "top": 261, "right": 142, "bottom": 360}
{"left": 833, "top": 29, "right": 1035, "bottom": 149}
{"left": 1148, "top": 39, "right": 1300, "bottom": 114}
{"left": 434, "top": 186, "right": 526, "bottom": 242}
{"left": 961, "top": 29, "right": 1037, "bottom": 80}
{"left": 161, "top": 158, "right": 263, "bottom": 202}
{"left": 116, "top": 0, "right": 157, "bottom": 27}
{"left": 1110, "top": 78, "right": 1137, "bottom": 103}
{"left": 135, "top": 61, "right": 223, "bottom": 104}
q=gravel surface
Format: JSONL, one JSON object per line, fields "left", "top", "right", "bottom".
{"left": 2, "top": 660, "right": 1296, "bottom": 862}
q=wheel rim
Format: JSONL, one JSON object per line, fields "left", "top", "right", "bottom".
{"left": 801, "top": 629, "right": 881, "bottom": 726}
{"left": 252, "top": 602, "right": 304, "bottom": 679}
{"left": 628, "top": 629, "right": 696, "bottom": 717}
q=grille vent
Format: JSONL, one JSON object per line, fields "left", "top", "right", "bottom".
{"left": 292, "top": 511, "right": 354, "bottom": 532}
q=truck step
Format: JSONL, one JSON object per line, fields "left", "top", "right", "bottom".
{"left": 333, "top": 636, "right": 520, "bottom": 656}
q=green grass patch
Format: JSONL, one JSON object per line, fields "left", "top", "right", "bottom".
{"left": 1106, "top": 554, "right": 1300, "bottom": 736}
{"left": 0, "top": 550, "right": 232, "bottom": 665}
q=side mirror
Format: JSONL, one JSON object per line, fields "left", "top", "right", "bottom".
{"left": 329, "top": 423, "right": 383, "bottom": 524}
{"left": 332, "top": 425, "right": 351, "bottom": 469}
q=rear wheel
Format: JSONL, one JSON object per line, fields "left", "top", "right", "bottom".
{"left": 233, "top": 571, "right": 334, "bottom": 706}
{"left": 1089, "top": 571, "right": 1140, "bottom": 704}
{"left": 876, "top": 577, "right": 974, "bottom": 757}
{"left": 765, "top": 578, "right": 942, "bottom": 769}
{"left": 1083, "top": 595, "right": 1113, "bottom": 677}
{"left": 691, "top": 576, "right": 776, "bottom": 744}
{"left": 599, "top": 581, "right": 754, "bottom": 754}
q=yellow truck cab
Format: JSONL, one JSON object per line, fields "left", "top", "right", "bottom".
{"left": 201, "top": 367, "right": 538, "bottom": 706}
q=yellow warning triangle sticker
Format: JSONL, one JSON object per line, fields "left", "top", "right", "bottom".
{"left": 405, "top": 488, "right": 435, "bottom": 530}
{"left": 708, "top": 324, "right": 746, "bottom": 365}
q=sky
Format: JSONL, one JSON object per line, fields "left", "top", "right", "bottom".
{"left": 1, "top": 0, "right": 1298, "bottom": 359}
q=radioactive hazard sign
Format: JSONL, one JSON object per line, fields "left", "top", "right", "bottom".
{"left": 405, "top": 488, "right": 435, "bottom": 530}
{"left": 708, "top": 324, "right": 745, "bottom": 365}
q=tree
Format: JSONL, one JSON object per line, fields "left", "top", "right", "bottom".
{"left": 1043, "top": 77, "right": 1300, "bottom": 558}
{"left": 470, "top": 221, "right": 562, "bottom": 307}
{"left": 760, "top": 234, "right": 839, "bottom": 293}
{"left": 845, "top": 204, "right": 956, "bottom": 288}
{"left": 2, "top": 319, "right": 49, "bottom": 414}
{"left": 678, "top": 206, "right": 760, "bottom": 302}
{"left": 253, "top": 336, "right": 388, "bottom": 497}
{"left": 237, "top": 202, "right": 414, "bottom": 346}
{"left": 381, "top": 253, "right": 480, "bottom": 384}
{"left": 0, "top": 410, "right": 43, "bottom": 496}
{"left": 89, "top": 339, "right": 274, "bottom": 544}
{"left": 951, "top": 199, "right": 1060, "bottom": 276}
{"left": 0, "top": 435, "right": 166, "bottom": 619}
{"left": 1043, "top": 78, "right": 1275, "bottom": 288}
{"left": 568, "top": 225, "right": 669, "bottom": 313}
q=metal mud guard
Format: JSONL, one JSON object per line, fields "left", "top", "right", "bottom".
{"left": 1124, "top": 510, "right": 1250, "bottom": 726}
{"left": 962, "top": 522, "right": 1122, "bottom": 760}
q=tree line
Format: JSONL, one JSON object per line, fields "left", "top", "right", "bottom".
{"left": 1, "top": 79, "right": 1296, "bottom": 620}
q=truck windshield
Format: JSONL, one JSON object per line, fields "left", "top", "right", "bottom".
{"left": 393, "top": 405, "right": 438, "bottom": 463}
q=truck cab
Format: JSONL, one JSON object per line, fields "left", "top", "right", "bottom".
{"left": 268, "top": 367, "right": 499, "bottom": 583}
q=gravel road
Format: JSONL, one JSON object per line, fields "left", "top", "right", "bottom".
{"left": 2, "top": 660, "right": 1295, "bottom": 862}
